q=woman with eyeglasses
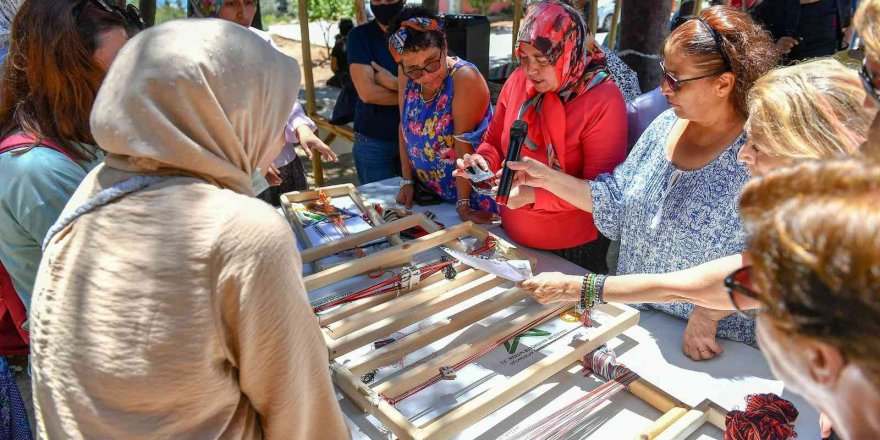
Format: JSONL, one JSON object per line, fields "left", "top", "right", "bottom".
{"left": 190, "top": 0, "right": 339, "bottom": 205}
{"left": 735, "top": 158, "right": 880, "bottom": 440}
{"left": 390, "top": 6, "right": 498, "bottom": 223}
{"left": 496, "top": 7, "right": 778, "bottom": 360}
{"left": 454, "top": 0, "right": 628, "bottom": 273}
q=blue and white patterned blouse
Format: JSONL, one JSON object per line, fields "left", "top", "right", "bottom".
{"left": 589, "top": 109, "right": 754, "bottom": 345}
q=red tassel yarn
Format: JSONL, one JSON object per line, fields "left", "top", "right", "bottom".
{"left": 724, "top": 393, "right": 799, "bottom": 440}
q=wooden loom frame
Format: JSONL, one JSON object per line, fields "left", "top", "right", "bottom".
{"left": 280, "top": 184, "right": 407, "bottom": 271}
{"left": 304, "top": 220, "right": 640, "bottom": 439}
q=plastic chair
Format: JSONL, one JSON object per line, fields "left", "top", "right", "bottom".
{"left": 625, "top": 87, "right": 670, "bottom": 153}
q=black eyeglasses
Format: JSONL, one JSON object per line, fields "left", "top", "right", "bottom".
{"left": 73, "top": 0, "right": 145, "bottom": 31}
{"left": 659, "top": 61, "right": 724, "bottom": 92}
{"left": 860, "top": 57, "right": 880, "bottom": 106}
{"left": 724, "top": 265, "right": 760, "bottom": 319}
{"left": 402, "top": 56, "right": 442, "bottom": 80}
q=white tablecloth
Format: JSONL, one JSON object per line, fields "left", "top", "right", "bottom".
{"left": 315, "top": 178, "right": 820, "bottom": 440}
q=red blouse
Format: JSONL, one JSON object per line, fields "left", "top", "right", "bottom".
{"left": 476, "top": 69, "right": 628, "bottom": 250}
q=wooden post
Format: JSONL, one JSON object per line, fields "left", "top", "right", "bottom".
{"left": 589, "top": 0, "right": 599, "bottom": 36}
{"left": 296, "top": 0, "right": 324, "bottom": 185}
{"left": 512, "top": 0, "right": 523, "bottom": 60}
{"left": 139, "top": 0, "right": 156, "bottom": 27}
{"left": 607, "top": 0, "right": 623, "bottom": 50}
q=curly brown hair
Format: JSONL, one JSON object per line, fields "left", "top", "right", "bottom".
{"left": 0, "top": 0, "right": 129, "bottom": 160}
{"left": 740, "top": 157, "right": 880, "bottom": 388}
{"left": 663, "top": 6, "right": 779, "bottom": 117}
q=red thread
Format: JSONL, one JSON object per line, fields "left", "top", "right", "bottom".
{"left": 724, "top": 393, "right": 799, "bottom": 440}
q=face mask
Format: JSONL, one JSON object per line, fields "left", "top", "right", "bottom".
{"left": 372, "top": 0, "right": 403, "bottom": 26}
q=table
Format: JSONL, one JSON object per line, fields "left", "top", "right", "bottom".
{"left": 320, "top": 178, "right": 821, "bottom": 440}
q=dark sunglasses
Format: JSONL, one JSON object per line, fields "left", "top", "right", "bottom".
{"left": 74, "top": 0, "right": 145, "bottom": 31}
{"left": 860, "top": 58, "right": 880, "bottom": 106}
{"left": 659, "top": 61, "right": 724, "bottom": 92}
{"left": 724, "top": 265, "right": 759, "bottom": 319}
{"left": 402, "top": 56, "right": 442, "bottom": 80}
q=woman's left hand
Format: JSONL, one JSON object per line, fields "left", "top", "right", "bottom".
{"left": 683, "top": 307, "right": 728, "bottom": 361}
{"left": 520, "top": 272, "right": 581, "bottom": 304}
{"left": 504, "top": 156, "right": 558, "bottom": 189}
{"left": 297, "top": 126, "right": 338, "bottom": 162}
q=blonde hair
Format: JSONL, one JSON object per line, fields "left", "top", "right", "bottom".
{"left": 856, "top": 0, "right": 880, "bottom": 60}
{"left": 746, "top": 59, "right": 873, "bottom": 160}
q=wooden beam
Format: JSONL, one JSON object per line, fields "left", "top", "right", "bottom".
{"left": 326, "top": 274, "right": 506, "bottom": 358}
{"left": 348, "top": 286, "right": 530, "bottom": 377}
{"left": 314, "top": 116, "right": 356, "bottom": 142}
{"left": 297, "top": 0, "right": 317, "bottom": 116}
{"left": 374, "top": 301, "right": 574, "bottom": 399}
{"left": 317, "top": 262, "right": 469, "bottom": 327}
{"left": 608, "top": 0, "right": 623, "bottom": 50}
{"left": 417, "top": 304, "right": 640, "bottom": 439}
{"left": 512, "top": 0, "right": 524, "bottom": 60}
{"left": 589, "top": 0, "right": 599, "bottom": 36}
{"left": 303, "top": 222, "right": 474, "bottom": 291}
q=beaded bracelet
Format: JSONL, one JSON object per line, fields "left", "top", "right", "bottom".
{"left": 588, "top": 273, "right": 599, "bottom": 308}
{"left": 595, "top": 274, "right": 608, "bottom": 304}
{"left": 579, "top": 274, "right": 590, "bottom": 310}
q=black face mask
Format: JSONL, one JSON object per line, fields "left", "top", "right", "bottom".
{"left": 372, "top": 1, "right": 404, "bottom": 26}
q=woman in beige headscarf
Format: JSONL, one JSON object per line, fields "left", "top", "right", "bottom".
{"left": 28, "top": 19, "right": 349, "bottom": 440}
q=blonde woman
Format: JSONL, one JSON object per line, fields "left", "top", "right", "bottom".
{"left": 520, "top": 58, "right": 873, "bottom": 360}
{"left": 739, "top": 58, "right": 874, "bottom": 174}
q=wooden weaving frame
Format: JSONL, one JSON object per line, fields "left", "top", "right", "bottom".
{"left": 280, "top": 184, "right": 405, "bottom": 271}
{"left": 306, "top": 222, "right": 638, "bottom": 439}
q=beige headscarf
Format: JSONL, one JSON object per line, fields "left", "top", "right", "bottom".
{"left": 90, "top": 19, "right": 300, "bottom": 196}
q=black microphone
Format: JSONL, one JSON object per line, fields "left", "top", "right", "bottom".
{"left": 495, "top": 120, "right": 528, "bottom": 206}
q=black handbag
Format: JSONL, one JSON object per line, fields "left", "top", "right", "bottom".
{"left": 330, "top": 73, "right": 356, "bottom": 126}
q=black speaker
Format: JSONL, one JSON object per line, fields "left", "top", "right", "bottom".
{"left": 440, "top": 14, "right": 490, "bottom": 78}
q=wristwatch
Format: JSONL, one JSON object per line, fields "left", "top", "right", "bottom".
{"left": 399, "top": 179, "right": 413, "bottom": 187}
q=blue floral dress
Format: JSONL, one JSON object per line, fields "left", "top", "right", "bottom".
{"left": 588, "top": 109, "right": 755, "bottom": 345}
{"left": 402, "top": 58, "right": 498, "bottom": 214}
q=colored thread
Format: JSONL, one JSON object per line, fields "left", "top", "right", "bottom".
{"left": 504, "top": 345, "right": 638, "bottom": 440}
{"left": 312, "top": 237, "right": 498, "bottom": 314}
{"left": 724, "top": 393, "right": 799, "bottom": 440}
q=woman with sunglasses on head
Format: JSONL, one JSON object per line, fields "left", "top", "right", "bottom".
{"left": 0, "top": 0, "right": 140, "bottom": 346}
{"left": 521, "top": 58, "right": 872, "bottom": 350}
{"left": 454, "top": 0, "right": 628, "bottom": 273}
{"left": 190, "top": 0, "right": 338, "bottom": 205}
{"left": 390, "top": 6, "right": 498, "bottom": 223}
{"left": 734, "top": 158, "right": 880, "bottom": 440}
{"left": 491, "top": 6, "right": 777, "bottom": 360}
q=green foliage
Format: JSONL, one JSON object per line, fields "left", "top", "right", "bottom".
{"left": 307, "top": 0, "right": 355, "bottom": 21}
{"left": 469, "top": 0, "right": 492, "bottom": 15}
{"left": 155, "top": 2, "right": 186, "bottom": 23}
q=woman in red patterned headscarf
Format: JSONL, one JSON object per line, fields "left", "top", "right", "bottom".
{"left": 455, "top": 0, "right": 627, "bottom": 273}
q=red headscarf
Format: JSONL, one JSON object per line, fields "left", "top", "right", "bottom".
{"left": 515, "top": 0, "right": 609, "bottom": 171}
